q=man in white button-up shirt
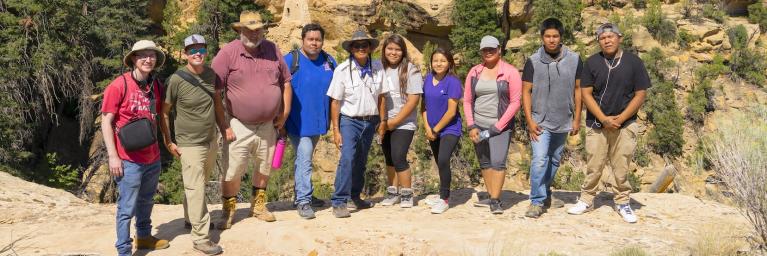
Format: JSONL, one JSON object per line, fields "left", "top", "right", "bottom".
{"left": 326, "top": 28, "right": 389, "bottom": 218}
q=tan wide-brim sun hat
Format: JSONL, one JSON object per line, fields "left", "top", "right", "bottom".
{"left": 341, "top": 28, "right": 379, "bottom": 52}
{"left": 231, "top": 10, "right": 275, "bottom": 32}
{"left": 123, "top": 40, "right": 166, "bottom": 69}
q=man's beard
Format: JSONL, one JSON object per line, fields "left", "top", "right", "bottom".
{"left": 242, "top": 35, "right": 263, "bottom": 49}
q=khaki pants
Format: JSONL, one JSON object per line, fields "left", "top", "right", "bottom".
{"left": 579, "top": 121, "right": 640, "bottom": 205}
{"left": 179, "top": 137, "right": 218, "bottom": 244}
{"left": 221, "top": 117, "right": 276, "bottom": 181}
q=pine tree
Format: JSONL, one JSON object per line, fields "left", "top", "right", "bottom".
{"left": 449, "top": 0, "right": 503, "bottom": 77}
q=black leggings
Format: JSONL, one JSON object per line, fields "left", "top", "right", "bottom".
{"left": 429, "top": 134, "right": 459, "bottom": 200}
{"left": 381, "top": 129, "right": 415, "bottom": 172}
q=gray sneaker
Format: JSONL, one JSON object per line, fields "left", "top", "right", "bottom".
{"left": 333, "top": 204, "right": 351, "bottom": 218}
{"left": 194, "top": 240, "right": 223, "bottom": 255}
{"left": 380, "top": 186, "right": 400, "bottom": 206}
{"left": 399, "top": 188, "right": 414, "bottom": 208}
{"left": 489, "top": 199, "right": 504, "bottom": 214}
{"left": 297, "top": 203, "right": 315, "bottom": 219}
{"left": 473, "top": 198, "right": 491, "bottom": 208}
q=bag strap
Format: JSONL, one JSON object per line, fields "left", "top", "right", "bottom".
{"left": 174, "top": 69, "right": 214, "bottom": 98}
{"left": 289, "top": 49, "right": 300, "bottom": 75}
{"left": 322, "top": 51, "right": 336, "bottom": 70}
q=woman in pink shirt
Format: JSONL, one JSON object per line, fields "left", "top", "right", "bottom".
{"left": 463, "top": 35, "right": 522, "bottom": 214}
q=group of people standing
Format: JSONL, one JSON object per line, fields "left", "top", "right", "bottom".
{"left": 101, "top": 10, "right": 649, "bottom": 255}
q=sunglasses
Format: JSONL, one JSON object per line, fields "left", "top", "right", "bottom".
{"left": 351, "top": 43, "right": 370, "bottom": 50}
{"left": 187, "top": 48, "right": 208, "bottom": 55}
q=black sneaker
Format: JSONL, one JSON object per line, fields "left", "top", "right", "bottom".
{"left": 350, "top": 197, "right": 374, "bottom": 210}
{"left": 333, "top": 204, "right": 351, "bottom": 218}
{"left": 297, "top": 203, "right": 316, "bottom": 219}
{"left": 543, "top": 196, "right": 565, "bottom": 209}
{"left": 489, "top": 199, "right": 504, "bottom": 214}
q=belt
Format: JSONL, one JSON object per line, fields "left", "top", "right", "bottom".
{"left": 342, "top": 114, "right": 378, "bottom": 121}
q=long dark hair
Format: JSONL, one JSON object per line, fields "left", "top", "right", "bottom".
{"left": 381, "top": 34, "right": 411, "bottom": 97}
{"left": 430, "top": 47, "right": 456, "bottom": 77}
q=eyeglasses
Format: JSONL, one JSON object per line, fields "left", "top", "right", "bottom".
{"left": 351, "top": 43, "right": 370, "bottom": 50}
{"left": 187, "top": 48, "right": 207, "bottom": 55}
{"left": 135, "top": 54, "right": 157, "bottom": 60}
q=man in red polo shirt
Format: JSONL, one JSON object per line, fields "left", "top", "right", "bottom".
{"left": 211, "top": 10, "right": 292, "bottom": 228}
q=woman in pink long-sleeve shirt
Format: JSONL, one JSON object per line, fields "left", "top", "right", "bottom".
{"left": 463, "top": 35, "right": 522, "bottom": 214}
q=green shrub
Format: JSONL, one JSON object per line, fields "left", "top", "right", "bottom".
{"left": 610, "top": 12, "right": 638, "bottom": 53}
{"left": 609, "top": 246, "right": 650, "bottom": 256}
{"left": 749, "top": 2, "right": 767, "bottom": 31}
{"left": 633, "top": 137, "right": 651, "bottom": 167}
{"left": 702, "top": 3, "right": 726, "bottom": 23}
{"left": 552, "top": 165, "right": 585, "bottom": 191}
{"left": 529, "top": 0, "right": 584, "bottom": 43}
{"left": 677, "top": 30, "right": 699, "bottom": 49}
{"left": 643, "top": 0, "right": 677, "bottom": 45}
{"left": 647, "top": 81, "right": 685, "bottom": 157}
{"left": 686, "top": 77, "right": 712, "bottom": 124}
{"left": 728, "top": 25, "right": 767, "bottom": 86}
{"left": 43, "top": 153, "right": 80, "bottom": 191}
{"left": 450, "top": 0, "right": 504, "bottom": 77}
{"left": 628, "top": 170, "right": 643, "bottom": 193}
{"left": 156, "top": 159, "right": 185, "bottom": 204}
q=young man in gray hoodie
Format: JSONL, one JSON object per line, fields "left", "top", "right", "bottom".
{"left": 521, "top": 18, "right": 582, "bottom": 218}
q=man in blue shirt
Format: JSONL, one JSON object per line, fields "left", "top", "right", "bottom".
{"left": 284, "top": 23, "right": 336, "bottom": 219}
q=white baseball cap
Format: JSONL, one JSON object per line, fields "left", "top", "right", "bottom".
{"left": 184, "top": 34, "right": 206, "bottom": 48}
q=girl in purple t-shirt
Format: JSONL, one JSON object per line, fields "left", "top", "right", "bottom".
{"left": 421, "top": 48, "right": 462, "bottom": 214}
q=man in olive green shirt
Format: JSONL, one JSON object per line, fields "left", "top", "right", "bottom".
{"left": 158, "top": 34, "right": 226, "bottom": 255}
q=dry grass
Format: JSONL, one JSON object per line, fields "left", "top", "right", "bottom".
{"left": 690, "top": 224, "right": 749, "bottom": 256}
{"left": 705, "top": 106, "right": 767, "bottom": 250}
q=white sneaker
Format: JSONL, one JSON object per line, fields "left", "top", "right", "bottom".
{"left": 567, "top": 200, "right": 592, "bottom": 215}
{"left": 617, "top": 204, "right": 638, "bottom": 223}
{"left": 430, "top": 199, "right": 449, "bottom": 214}
{"left": 424, "top": 196, "right": 441, "bottom": 206}
{"left": 380, "top": 186, "right": 400, "bottom": 206}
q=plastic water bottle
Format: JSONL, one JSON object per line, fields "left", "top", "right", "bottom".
{"left": 271, "top": 137, "right": 286, "bottom": 169}
{"left": 479, "top": 130, "right": 490, "bottom": 141}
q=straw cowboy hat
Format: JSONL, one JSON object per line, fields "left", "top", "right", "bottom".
{"left": 231, "top": 10, "right": 275, "bottom": 32}
{"left": 341, "top": 28, "right": 379, "bottom": 52}
{"left": 123, "top": 40, "right": 165, "bottom": 68}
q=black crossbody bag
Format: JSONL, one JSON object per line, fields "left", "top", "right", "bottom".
{"left": 117, "top": 75, "right": 158, "bottom": 152}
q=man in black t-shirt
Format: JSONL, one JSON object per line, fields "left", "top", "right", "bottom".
{"left": 566, "top": 23, "right": 651, "bottom": 224}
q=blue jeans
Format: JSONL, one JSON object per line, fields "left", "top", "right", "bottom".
{"left": 331, "top": 116, "right": 378, "bottom": 207}
{"left": 529, "top": 131, "right": 568, "bottom": 206}
{"left": 289, "top": 134, "right": 319, "bottom": 205}
{"left": 114, "top": 160, "right": 161, "bottom": 256}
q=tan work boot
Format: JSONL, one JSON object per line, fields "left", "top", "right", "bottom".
{"left": 134, "top": 235, "right": 169, "bottom": 250}
{"left": 217, "top": 197, "right": 236, "bottom": 230}
{"left": 250, "top": 189, "right": 276, "bottom": 222}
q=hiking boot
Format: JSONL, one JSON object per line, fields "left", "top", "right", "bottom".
{"left": 489, "top": 199, "right": 504, "bottom": 214}
{"left": 567, "top": 200, "right": 593, "bottom": 215}
{"left": 430, "top": 199, "right": 449, "bottom": 214}
{"left": 184, "top": 221, "right": 214, "bottom": 230}
{"left": 217, "top": 197, "right": 237, "bottom": 230}
{"left": 617, "top": 203, "right": 638, "bottom": 223}
{"left": 251, "top": 189, "right": 276, "bottom": 222}
{"left": 297, "top": 202, "right": 316, "bottom": 219}
{"left": 193, "top": 240, "right": 223, "bottom": 255}
{"left": 525, "top": 204, "right": 544, "bottom": 218}
{"left": 473, "top": 198, "right": 491, "bottom": 208}
{"left": 380, "top": 186, "right": 400, "bottom": 206}
{"left": 543, "top": 196, "right": 565, "bottom": 209}
{"left": 134, "top": 235, "right": 169, "bottom": 250}
{"left": 350, "top": 197, "right": 374, "bottom": 210}
{"left": 333, "top": 204, "right": 351, "bottom": 218}
{"left": 399, "top": 188, "right": 414, "bottom": 208}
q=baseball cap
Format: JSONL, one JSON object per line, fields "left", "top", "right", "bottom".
{"left": 479, "top": 35, "right": 500, "bottom": 49}
{"left": 184, "top": 34, "right": 207, "bottom": 48}
{"left": 596, "top": 23, "right": 623, "bottom": 39}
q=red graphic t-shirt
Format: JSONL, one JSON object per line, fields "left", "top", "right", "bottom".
{"left": 101, "top": 72, "right": 163, "bottom": 164}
